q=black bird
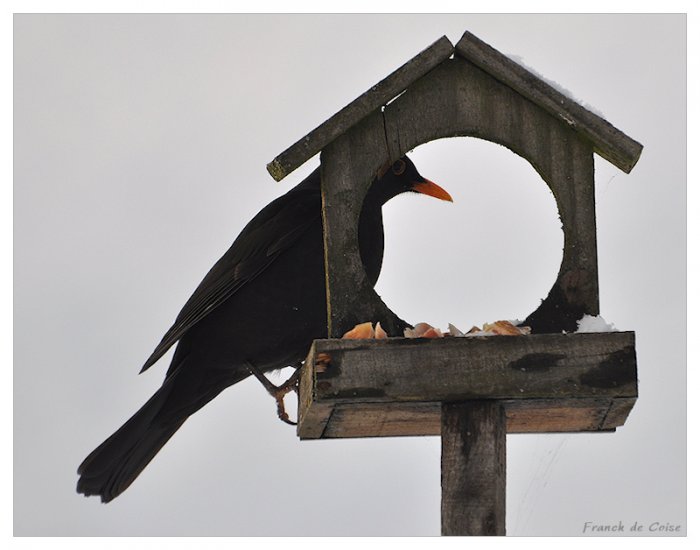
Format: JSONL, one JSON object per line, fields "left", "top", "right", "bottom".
{"left": 76, "top": 156, "right": 452, "bottom": 502}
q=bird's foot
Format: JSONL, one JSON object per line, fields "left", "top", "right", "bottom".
{"left": 245, "top": 362, "right": 302, "bottom": 426}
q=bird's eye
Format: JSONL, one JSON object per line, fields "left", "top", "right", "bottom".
{"left": 392, "top": 159, "right": 406, "bottom": 176}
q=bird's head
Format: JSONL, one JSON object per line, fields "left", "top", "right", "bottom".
{"left": 372, "top": 155, "right": 453, "bottom": 205}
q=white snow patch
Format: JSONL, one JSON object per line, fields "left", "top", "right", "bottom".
{"left": 576, "top": 314, "right": 617, "bottom": 333}
{"left": 506, "top": 53, "right": 607, "bottom": 119}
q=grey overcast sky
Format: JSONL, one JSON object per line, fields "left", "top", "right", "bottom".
{"left": 14, "top": 13, "right": 686, "bottom": 536}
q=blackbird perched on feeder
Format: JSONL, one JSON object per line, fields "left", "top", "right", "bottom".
{"left": 76, "top": 155, "right": 452, "bottom": 502}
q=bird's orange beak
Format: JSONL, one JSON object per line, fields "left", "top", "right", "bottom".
{"left": 412, "top": 179, "right": 453, "bottom": 202}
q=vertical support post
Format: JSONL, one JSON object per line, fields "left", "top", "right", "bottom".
{"left": 441, "top": 401, "right": 506, "bottom": 536}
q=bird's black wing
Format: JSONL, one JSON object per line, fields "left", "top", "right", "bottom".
{"left": 140, "top": 180, "right": 321, "bottom": 373}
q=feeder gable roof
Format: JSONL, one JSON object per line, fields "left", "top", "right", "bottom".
{"left": 267, "top": 30, "right": 643, "bottom": 182}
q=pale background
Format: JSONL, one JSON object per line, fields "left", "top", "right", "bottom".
{"left": 14, "top": 13, "right": 686, "bottom": 536}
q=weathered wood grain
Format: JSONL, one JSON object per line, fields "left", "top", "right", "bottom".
{"left": 299, "top": 397, "right": 628, "bottom": 439}
{"left": 312, "top": 332, "right": 636, "bottom": 402}
{"left": 441, "top": 401, "right": 506, "bottom": 536}
{"left": 266, "top": 36, "right": 454, "bottom": 181}
{"left": 454, "top": 29, "right": 643, "bottom": 173}
{"left": 319, "top": 111, "right": 410, "bottom": 338}
{"left": 296, "top": 332, "right": 637, "bottom": 439}
{"left": 297, "top": 346, "right": 334, "bottom": 438}
{"left": 601, "top": 396, "right": 638, "bottom": 430}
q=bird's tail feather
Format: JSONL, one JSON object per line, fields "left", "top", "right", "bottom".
{"left": 77, "top": 365, "right": 245, "bottom": 503}
{"left": 76, "top": 374, "right": 183, "bottom": 502}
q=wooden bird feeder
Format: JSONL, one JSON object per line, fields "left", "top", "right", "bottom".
{"left": 268, "top": 30, "right": 642, "bottom": 536}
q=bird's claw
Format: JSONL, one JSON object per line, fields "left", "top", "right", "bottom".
{"left": 246, "top": 362, "right": 302, "bottom": 426}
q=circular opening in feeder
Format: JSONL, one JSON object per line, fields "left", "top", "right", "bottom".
{"left": 372, "top": 137, "right": 563, "bottom": 331}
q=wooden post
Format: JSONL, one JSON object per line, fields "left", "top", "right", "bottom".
{"left": 441, "top": 401, "right": 506, "bottom": 536}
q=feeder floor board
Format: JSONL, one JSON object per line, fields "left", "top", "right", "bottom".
{"left": 297, "top": 332, "right": 637, "bottom": 439}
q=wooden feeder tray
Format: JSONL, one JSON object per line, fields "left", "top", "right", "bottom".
{"left": 298, "top": 332, "right": 637, "bottom": 440}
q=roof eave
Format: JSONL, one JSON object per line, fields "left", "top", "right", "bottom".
{"left": 454, "top": 30, "right": 643, "bottom": 173}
